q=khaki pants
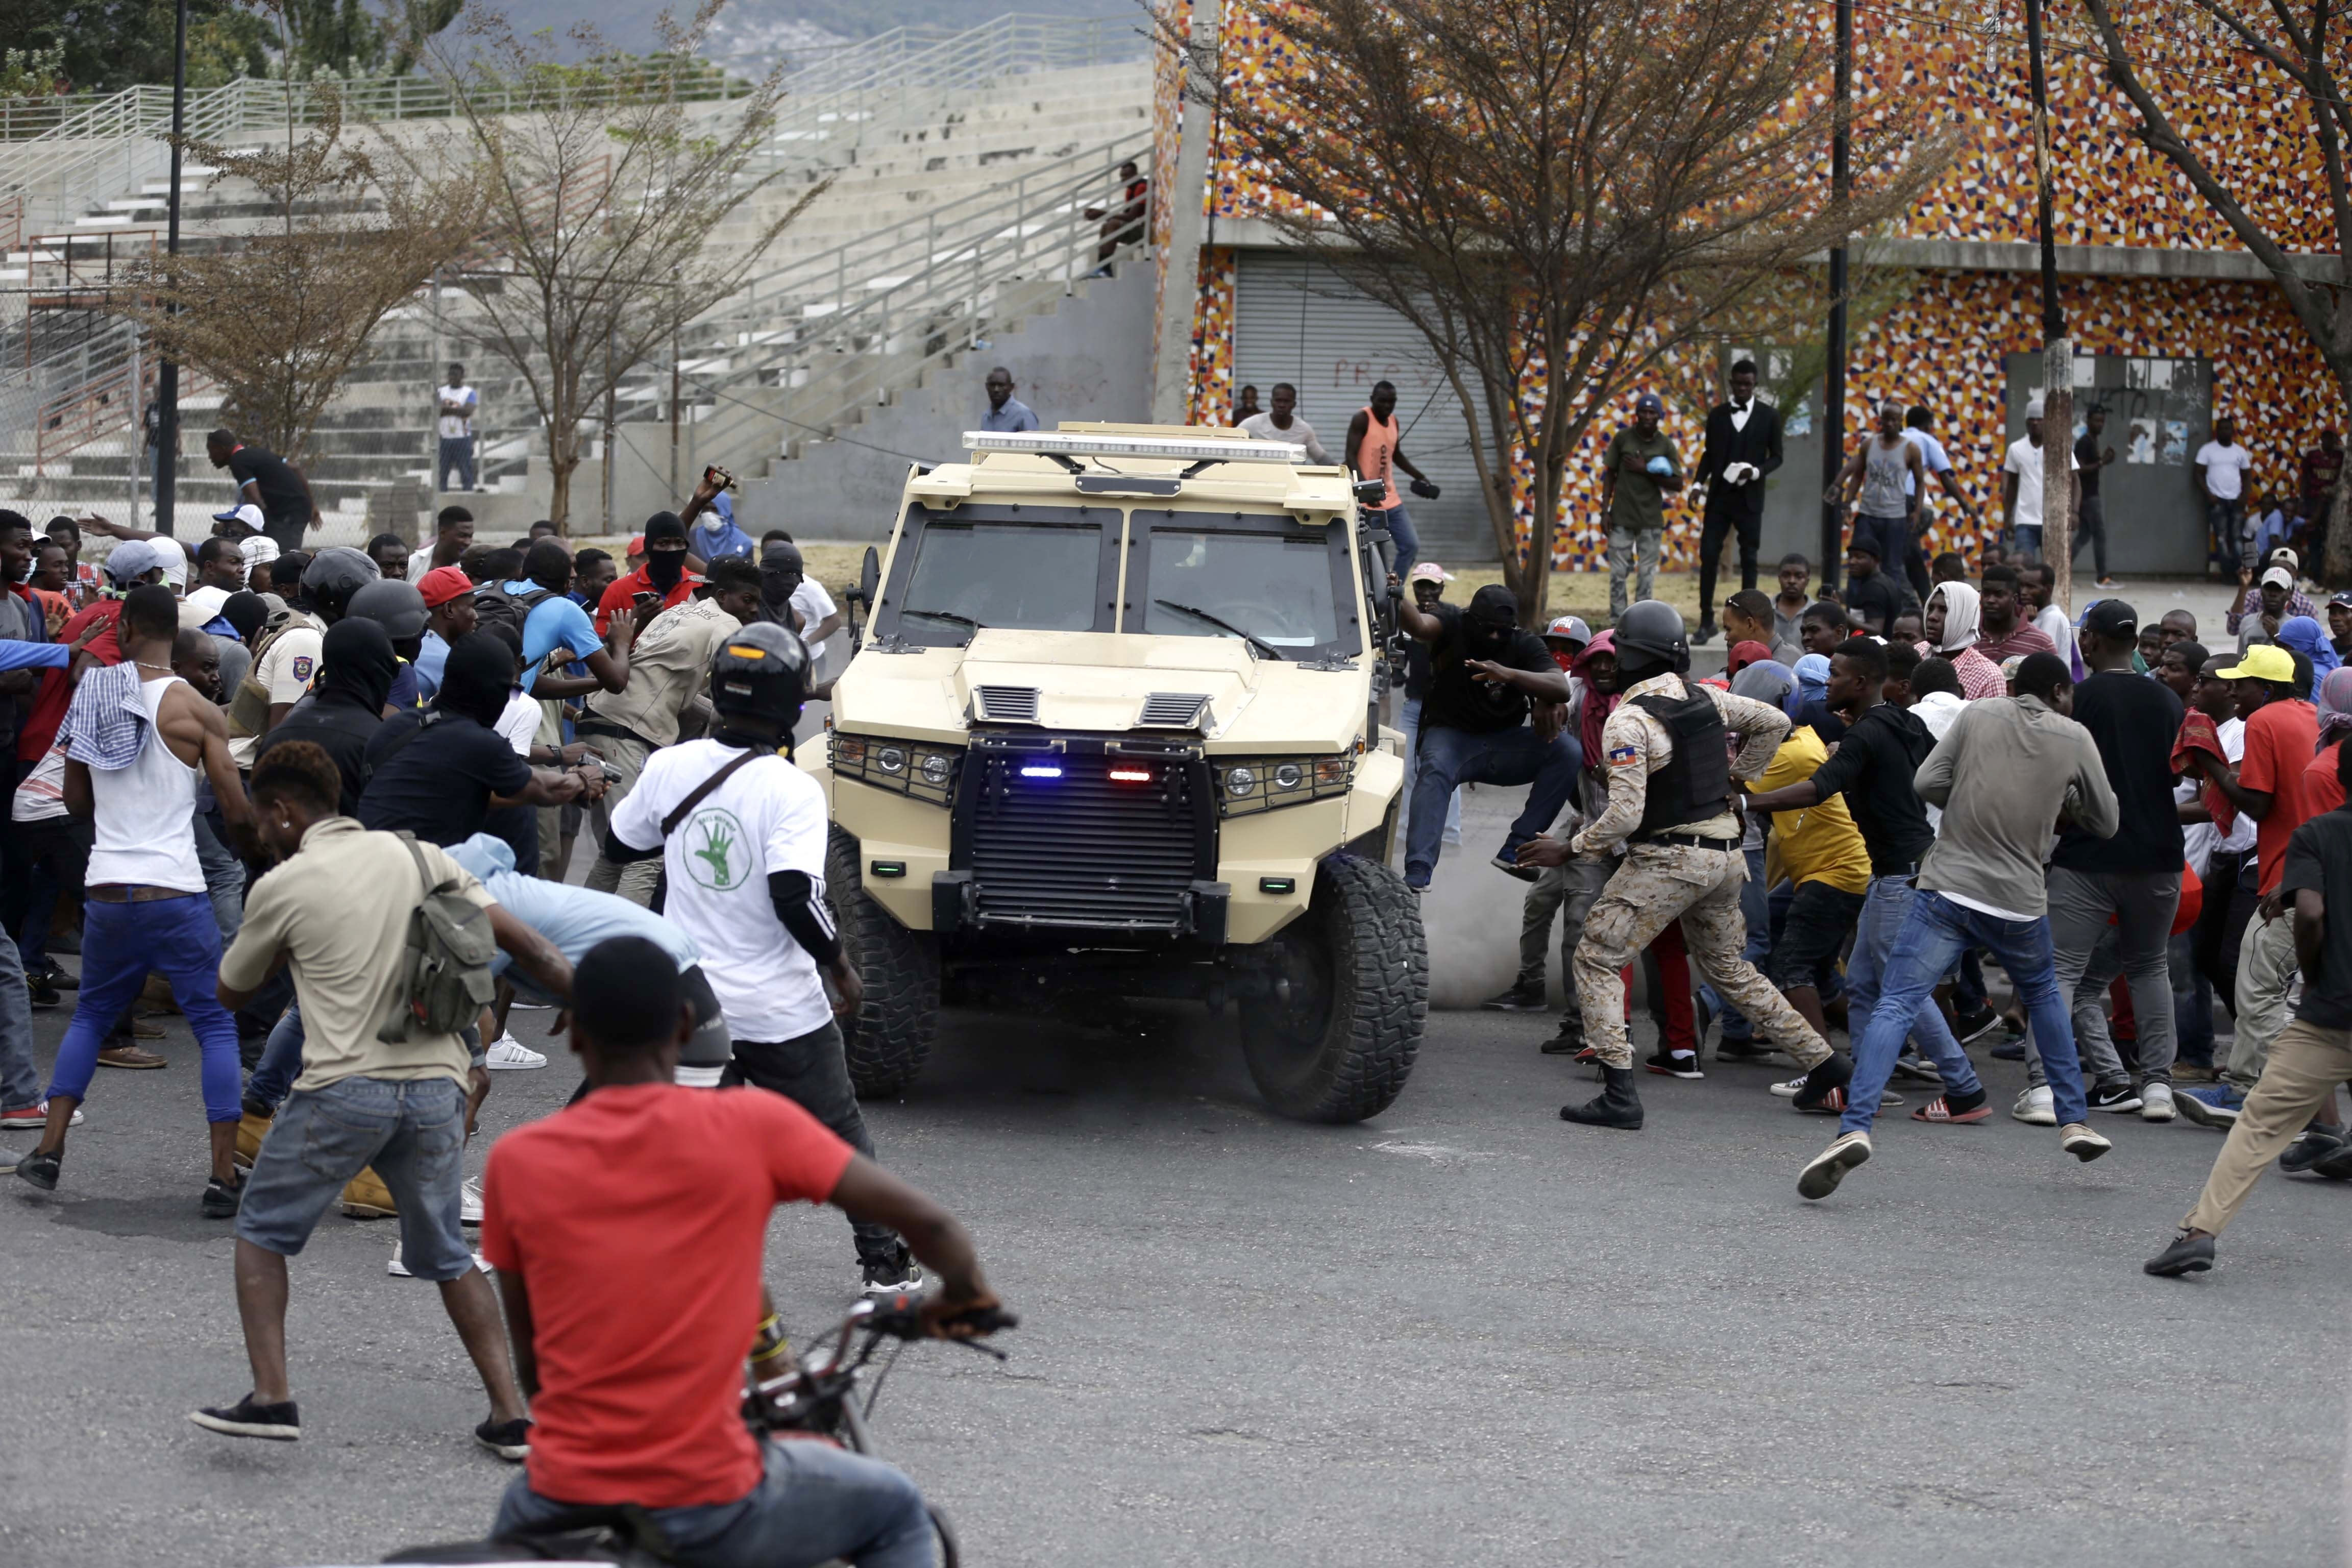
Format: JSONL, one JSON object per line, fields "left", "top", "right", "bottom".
{"left": 581, "top": 730, "right": 660, "bottom": 906}
{"left": 2183, "top": 1017, "right": 2352, "bottom": 1235}
{"left": 533, "top": 700, "right": 567, "bottom": 878}
{"left": 2228, "top": 909, "right": 2297, "bottom": 1084}
{"left": 1572, "top": 841, "right": 1829, "bottom": 1070}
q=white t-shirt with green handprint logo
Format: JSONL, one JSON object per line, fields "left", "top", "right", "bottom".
{"left": 609, "top": 738, "right": 832, "bottom": 1042}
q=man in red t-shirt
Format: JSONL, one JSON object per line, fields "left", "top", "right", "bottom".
{"left": 483, "top": 937, "right": 1004, "bottom": 1566}
{"left": 591, "top": 475, "right": 727, "bottom": 635}
{"left": 2180, "top": 644, "right": 2318, "bottom": 1120}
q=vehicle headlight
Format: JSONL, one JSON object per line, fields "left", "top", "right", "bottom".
{"left": 1215, "top": 753, "right": 1353, "bottom": 816}
{"left": 832, "top": 731, "right": 960, "bottom": 806}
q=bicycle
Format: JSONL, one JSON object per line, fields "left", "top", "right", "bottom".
{"left": 385, "top": 1294, "right": 1016, "bottom": 1567}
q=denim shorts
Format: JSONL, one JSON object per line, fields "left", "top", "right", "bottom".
{"left": 1770, "top": 880, "right": 1869, "bottom": 991}
{"left": 236, "top": 1074, "right": 474, "bottom": 1281}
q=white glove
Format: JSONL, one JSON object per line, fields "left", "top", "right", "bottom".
{"left": 1723, "top": 462, "right": 1758, "bottom": 486}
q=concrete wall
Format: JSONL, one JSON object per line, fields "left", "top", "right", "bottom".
{"left": 712, "top": 257, "right": 1159, "bottom": 543}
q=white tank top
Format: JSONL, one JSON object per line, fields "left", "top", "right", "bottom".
{"left": 86, "top": 674, "right": 204, "bottom": 894}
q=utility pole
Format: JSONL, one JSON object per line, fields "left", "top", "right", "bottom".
{"left": 2026, "top": 0, "right": 2073, "bottom": 605}
{"left": 1819, "top": 0, "right": 1852, "bottom": 599}
{"left": 154, "top": 0, "right": 189, "bottom": 537}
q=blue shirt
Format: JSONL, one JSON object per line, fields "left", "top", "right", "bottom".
{"left": 980, "top": 397, "right": 1039, "bottom": 433}
{"left": 387, "top": 658, "right": 420, "bottom": 712}
{"left": 1902, "top": 427, "right": 1951, "bottom": 496}
{"left": 499, "top": 581, "right": 600, "bottom": 694}
{"left": 445, "top": 833, "right": 700, "bottom": 999}
{"left": 414, "top": 629, "right": 450, "bottom": 701}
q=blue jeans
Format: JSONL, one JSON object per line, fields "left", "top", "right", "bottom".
{"left": 0, "top": 948, "right": 40, "bottom": 1111}
{"left": 1843, "top": 875, "right": 1982, "bottom": 1106}
{"left": 1702, "top": 846, "right": 1770, "bottom": 1040}
{"left": 495, "top": 1434, "right": 934, "bottom": 1568}
{"left": 1843, "top": 888, "right": 2077, "bottom": 1135}
{"left": 194, "top": 809, "right": 243, "bottom": 944}
{"left": 1850, "top": 513, "right": 1910, "bottom": 573}
{"left": 45, "top": 893, "right": 241, "bottom": 1122}
{"left": 246, "top": 1001, "right": 307, "bottom": 1114}
{"left": 438, "top": 435, "right": 476, "bottom": 492}
{"left": 2208, "top": 497, "right": 2246, "bottom": 568}
{"left": 2014, "top": 523, "right": 2043, "bottom": 560}
{"left": 1405, "top": 724, "right": 1580, "bottom": 887}
{"left": 238, "top": 1075, "right": 474, "bottom": 1279}
{"left": 1376, "top": 503, "right": 1419, "bottom": 579}
{"left": 1396, "top": 696, "right": 1462, "bottom": 848}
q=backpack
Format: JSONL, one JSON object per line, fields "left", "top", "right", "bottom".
{"left": 472, "top": 582, "right": 556, "bottom": 644}
{"left": 376, "top": 830, "right": 500, "bottom": 1044}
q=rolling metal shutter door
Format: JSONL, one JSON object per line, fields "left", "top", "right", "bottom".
{"left": 1230, "top": 249, "right": 1494, "bottom": 561}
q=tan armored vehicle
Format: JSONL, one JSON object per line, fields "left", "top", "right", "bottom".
{"left": 809, "top": 424, "right": 1428, "bottom": 1121}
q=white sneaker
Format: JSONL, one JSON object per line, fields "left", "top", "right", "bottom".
{"left": 484, "top": 1035, "right": 547, "bottom": 1071}
{"left": 2060, "top": 1121, "right": 2113, "bottom": 1162}
{"left": 1798, "top": 1131, "right": 1873, "bottom": 1200}
{"left": 461, "top": 1177, "right": 484, "bottom": 1227}
{"left": 2012, "top": 1085, "right": 2057, "bottom": 1126}
{"left": 2140, "top": 1081, "right": 2177, "bottom": 1122}
{"left": 1769, "top": 1075, "right": 1809, "bottom": 1098}
{"left": 388, "top": 1242, "right": 492, "bottom": 1278}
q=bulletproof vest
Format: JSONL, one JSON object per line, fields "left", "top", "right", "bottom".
{"left": 1628, "top": 689, "right": 1733, "bottom": 840}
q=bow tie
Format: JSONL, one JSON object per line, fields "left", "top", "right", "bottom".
{"left": 1731, "top": 400, "right": 1750, "bottom": 411}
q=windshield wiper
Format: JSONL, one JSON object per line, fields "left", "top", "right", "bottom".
{"left": 1152, "top": 599, "right": 1286, "bottom": 661}
{"left": 899, "top": 607, "right": 985, "bottom": 640}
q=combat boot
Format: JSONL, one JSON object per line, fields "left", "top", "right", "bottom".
{"left": 1560, "top": 1066, "right": 1644, "bottom": 1130}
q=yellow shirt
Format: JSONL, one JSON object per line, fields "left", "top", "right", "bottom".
{"left": 1755, "top": 727, "right": 1872, "bottom": 894}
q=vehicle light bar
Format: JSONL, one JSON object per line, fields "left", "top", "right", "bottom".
{"left": 1107, "top": 767, "right": 1154, "bottom": 783}
{"left": 964, "top": 430, "right": 1306, "bottom": 464}
{"left": 1019, "top": 765, "right": 1064, "bottom": 779}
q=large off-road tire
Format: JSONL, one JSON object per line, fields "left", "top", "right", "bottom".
{"left": 826, "top": 825, "right": 941, "bottom": 1098}
{"left": 1238, "top": 852, "right": 1427, "bottom": 1122}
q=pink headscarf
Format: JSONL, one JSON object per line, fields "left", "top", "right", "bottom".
{"left": 1574, "top": 629, "right": 1619, "bottom": 764}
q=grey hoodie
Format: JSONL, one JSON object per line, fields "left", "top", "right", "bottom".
{"left": 1915, "top": 693, "right": 2118, "bottom": 919}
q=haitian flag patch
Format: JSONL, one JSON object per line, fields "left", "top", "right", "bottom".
{"left": 1608, "top": 745, "right": 1638, "bottom": 765}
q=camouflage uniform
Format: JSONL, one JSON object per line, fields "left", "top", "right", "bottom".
{"left": 1569, "top": 671, "right": 1832, "bottom": 1071}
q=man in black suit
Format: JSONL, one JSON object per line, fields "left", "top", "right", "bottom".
{"left": 1693, "top": 359, "right": 1784, "bottom": 645}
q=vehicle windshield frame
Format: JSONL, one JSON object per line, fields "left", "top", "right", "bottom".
{"left": 871, "top": 503, "right": 1120, "bottom": 647}
{"left": 1124, "top": 507, "right": 1360, "bottom": 661}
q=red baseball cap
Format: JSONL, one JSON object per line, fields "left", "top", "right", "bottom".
{"left": 416, "top": 565, "right": 474, "bottom": 608}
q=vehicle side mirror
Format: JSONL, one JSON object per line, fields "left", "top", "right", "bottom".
{"left": 859, "top": 545, "right": 880, "bottom": 605}
{"left": 1352, "top": 478, "right": 1387, "bottom": 508}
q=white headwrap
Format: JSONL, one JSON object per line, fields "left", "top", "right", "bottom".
{"left": 1927, "top": 580, "right": 1982, "bottom": 653}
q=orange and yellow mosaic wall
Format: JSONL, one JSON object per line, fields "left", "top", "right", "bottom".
{"left": 1194, "top": 0, "right": 2334, "bottom": 253}
{"left": 1156, "top": 1, "right": 2348, "bottom": 568}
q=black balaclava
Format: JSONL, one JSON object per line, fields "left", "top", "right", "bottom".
{"left": 1463, "top": 583, "right": 1517, "bottom": 659}
{"left": 221, "top": 590, "right": 270, "bottom": 644}
{"left": 315, "top": 618, "right": 398, "bottom": 714}
{"left": 435, "top": 631, "right": 517, "bottom": 729}
{"left": 643, "top": 512, "right": 689, "bottom": 592}
{"left": 759, "top": 542, "right": 804, "bottom": 622}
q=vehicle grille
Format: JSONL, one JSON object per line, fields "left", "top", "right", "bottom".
{"left": 973, "top": 685, "right": 1040, "bottom": 723}
{"left": 966, "top": 751, "right": 1204, "bottom": 930}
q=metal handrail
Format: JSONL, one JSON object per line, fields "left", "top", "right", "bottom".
{"left": 645, "top": 137, "right": 1152, "bottom": 449}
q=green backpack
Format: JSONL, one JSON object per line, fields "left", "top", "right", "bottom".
{"left": 376, "top": 831, "right": 500, "bottom": 1044}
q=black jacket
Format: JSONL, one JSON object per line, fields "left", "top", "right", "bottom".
{"left": 1695, "top": 399, "right": 1785, "bottom": 518}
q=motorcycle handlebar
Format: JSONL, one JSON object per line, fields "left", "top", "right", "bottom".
{"left": 860, "top": 1298, "right": 1020, "bottom": 1341}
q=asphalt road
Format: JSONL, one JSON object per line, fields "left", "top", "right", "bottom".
{"left": 1, "top": 978, "right": 2344, "bottom": 1568}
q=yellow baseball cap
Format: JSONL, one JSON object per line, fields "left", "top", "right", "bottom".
{"left": 2217, "top": 644, "right": 2297, "bottom": 683}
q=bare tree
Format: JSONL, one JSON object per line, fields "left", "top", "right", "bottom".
{"left": 1193, "top": 0, "right": 1949, "bottom": 621}
{"left": 114, "top": 87, "right": 481, "bottom": 462}
{"left": 2079, "top": 0, "right": 2352, "bottom": 584}
{"left": 392, "top": 1, "right": 823, "bottom": 530}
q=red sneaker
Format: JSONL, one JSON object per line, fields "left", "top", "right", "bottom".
{"left": 1912, "top": 1094, "right": 1991, "bottom": 1124}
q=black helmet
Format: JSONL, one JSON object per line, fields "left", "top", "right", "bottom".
{"left": 346, "top": 577, "right": 429, "bottom": 642}
{"left": 707, "top": 620, "right": 812, "bottom": 732}
{"left": 300, "top": 546, "right": 381, "bottom": 621}
{"left": 1613, "top": 600, "right": 1689, "bottom": 677}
